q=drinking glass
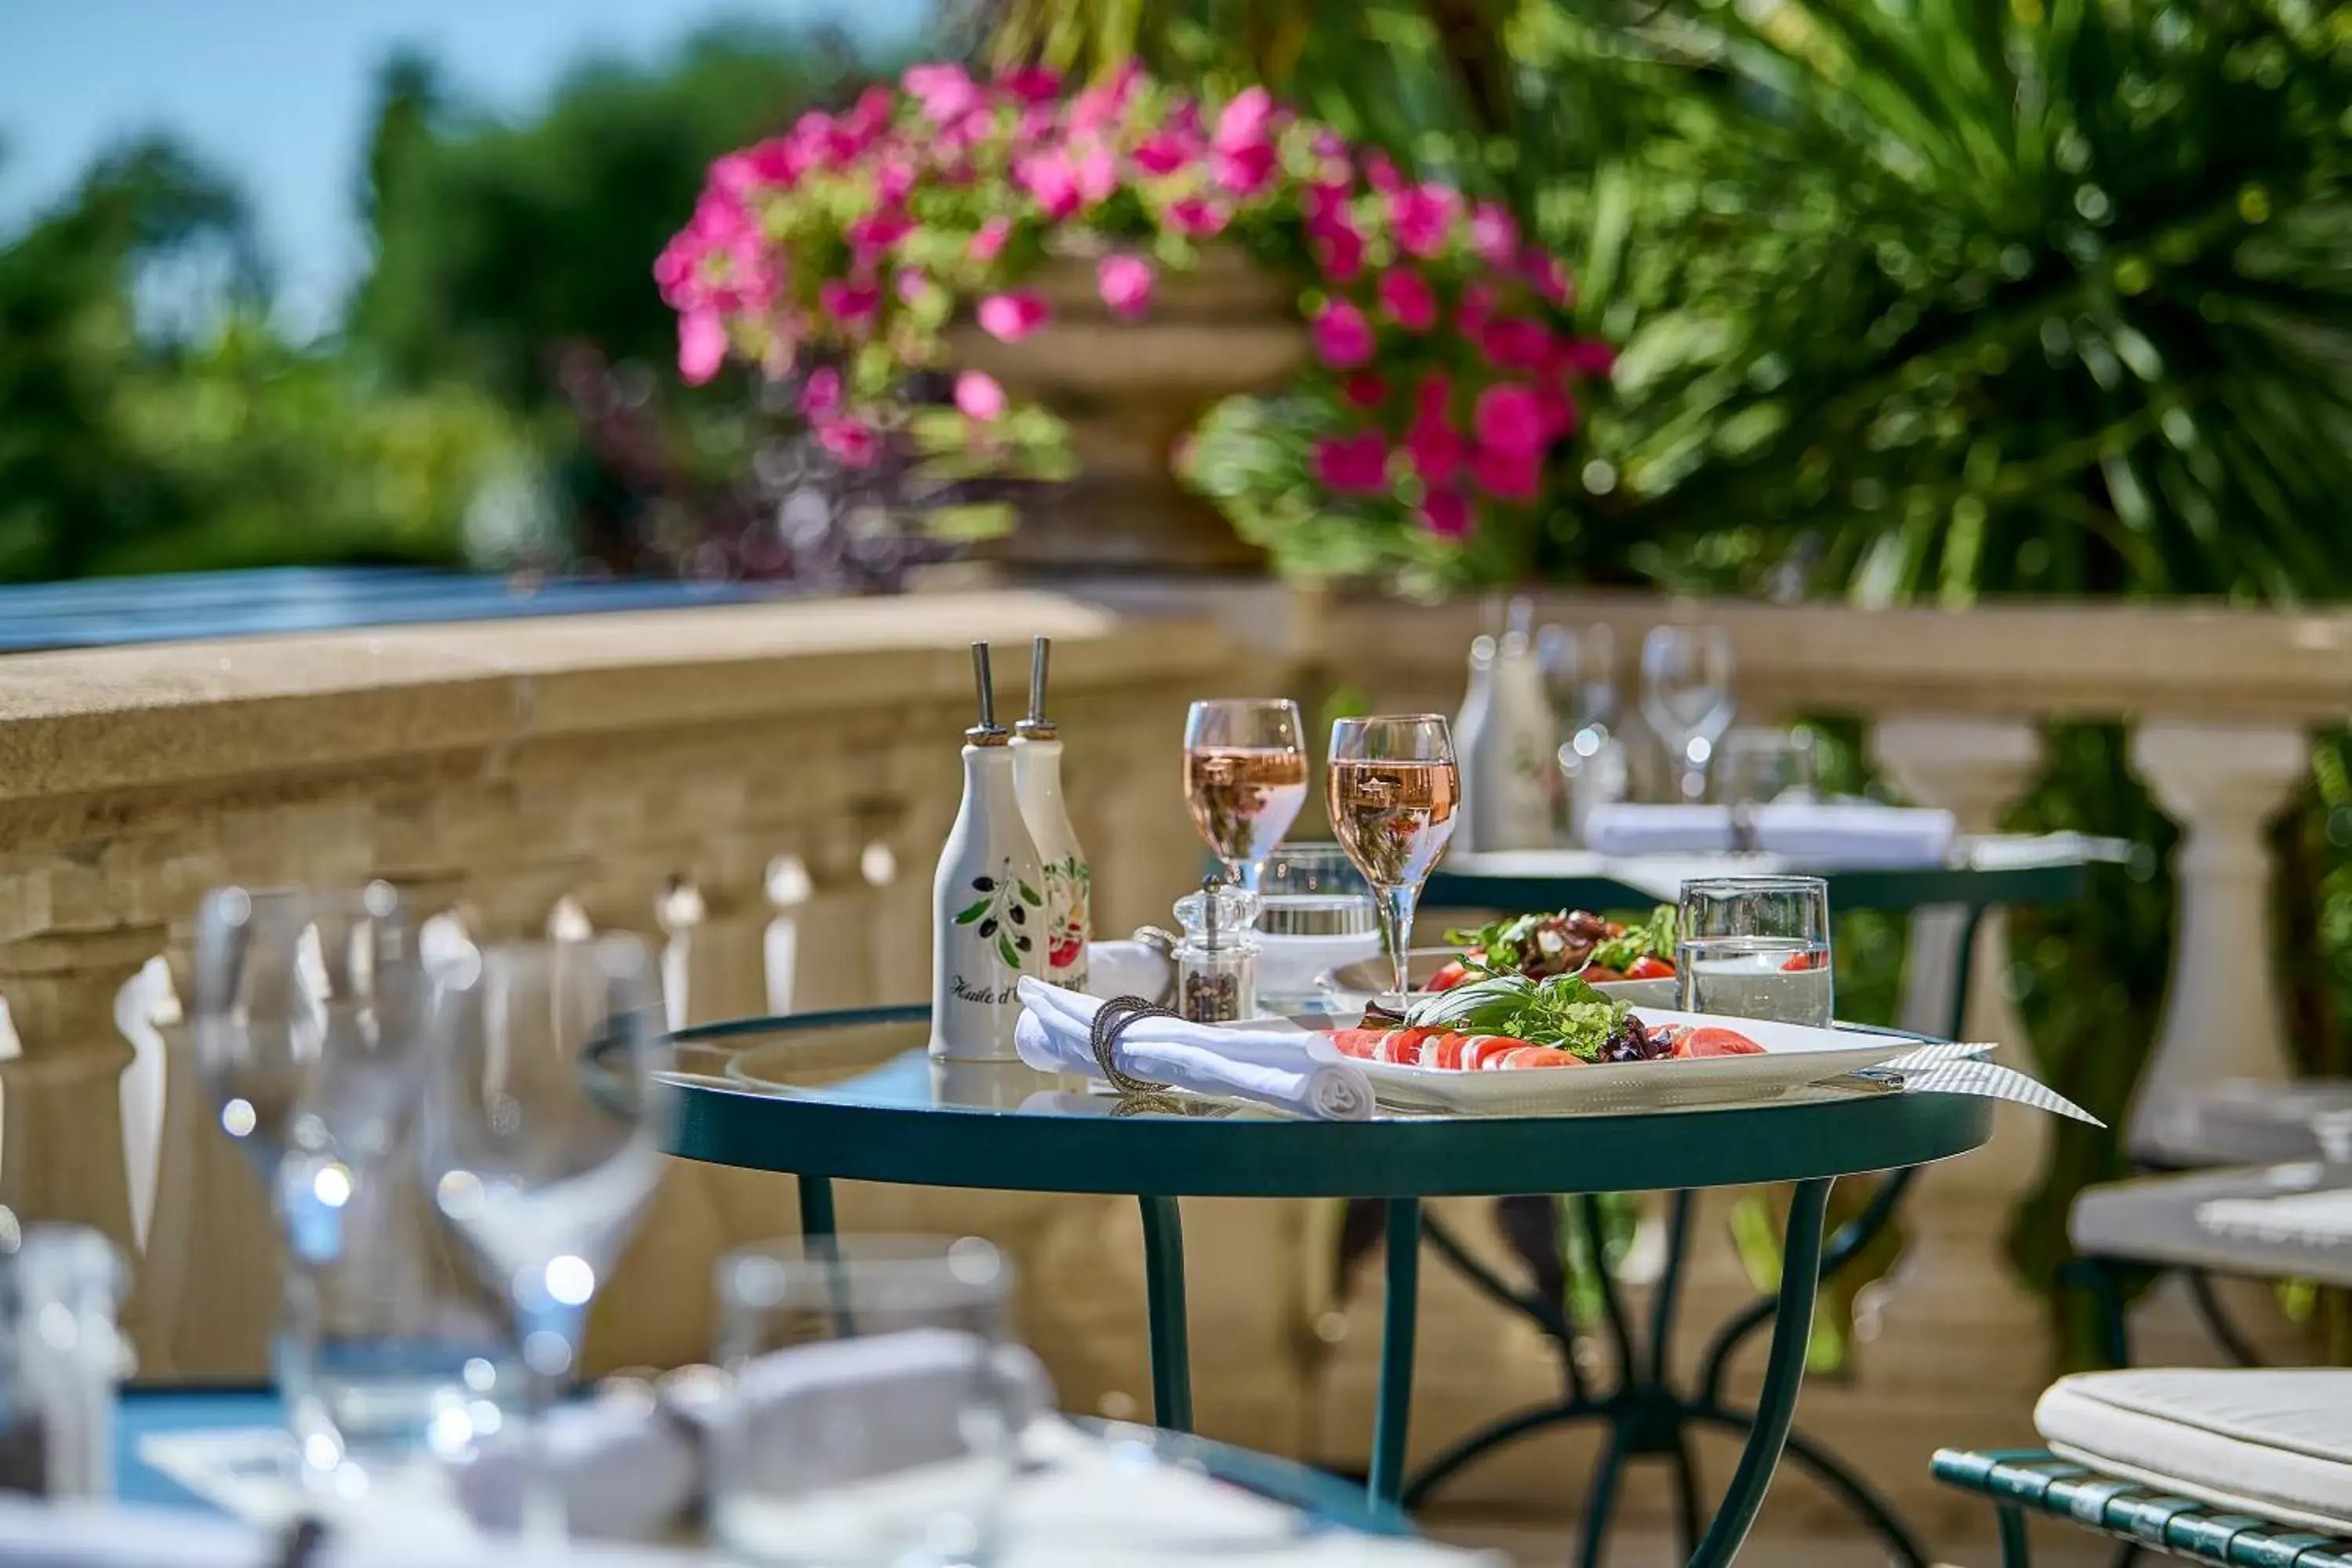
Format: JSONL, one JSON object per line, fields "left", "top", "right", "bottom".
{"left": 191, "top": 882, "right": 419, "bottom": 1181}
{"left": 1327, "top": 715, "right": 1461, "bottom": 1004}
{"left": 1182, "top": 699, "right": 1308, "bottom": 892}
{"left": 1675, "top": 876, "right": 1833, "bottom": 1026}
{"left": 192, "top": 884, "right": 482, "bottom": 1488}
{"left": 1719, "top": 727, "right": 1818, "bottom": 806}
{"left": 416, "top": 933, "right": 676, "bottom": 1538}
{"left": 1537, "top": 622, "right": 1618, "bottom": 741}
{"left": 709, "top": 1236, "right": 1020, "bottom": 1568}
{"left": 1639, "top": 626, "right": 1736, "bottom": 802}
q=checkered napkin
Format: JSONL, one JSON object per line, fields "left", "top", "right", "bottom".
{"left": 1845, "top": 1041, "right": 2102, "bottom": 1125}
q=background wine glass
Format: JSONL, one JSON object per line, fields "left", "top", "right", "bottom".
{"left": 1182, "top": 699, "right": 1308, "bottom": 892}
{"left": 1327, "top": 715, "right": 1461, "bottom": 1004}
{"left": 1639, "top": 626, "right": 1737, "bottom": 801}
{"left": 416, "top": 932, "right": 676, "bottom": 1538}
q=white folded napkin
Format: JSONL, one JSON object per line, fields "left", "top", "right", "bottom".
{"left": 1584, "top": 801, "right": 1955, "bottom": 867}
{"left": 1086, "top": 939, "right": 1174, "bottom": 1004}
{"left": 450, "top": 1329, "right": 1054, "bottom": 1540}
{"left": 1014, "top": 979, "right": 1374, "bottom": 1122}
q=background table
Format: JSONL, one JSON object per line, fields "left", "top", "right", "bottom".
{"left": 666, "top": 1009, "right": 1993, "bottom": 1566}
{"left": 1417, "top": 834, "right": 2115, "bottom": 1564}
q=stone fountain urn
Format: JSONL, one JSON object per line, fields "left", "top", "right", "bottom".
{"left": 946, "top": 245, "right": 1309, "bottom": 575}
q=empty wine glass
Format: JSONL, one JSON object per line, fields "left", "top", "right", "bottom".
{"left": 192, "top": 882, "right": 417, "bottom": 1181}
{"left": 1639, "top": 626, "right": 1736, "bottom": 802}
{"left": 416, "top": 933, "right": 677, "bottom": 1539}
{"left": 1182, "top": 699, "right": 1308, "bottom": 892}
{"left": 1327, "top": 716, "right": 1461, "bottom": 1005}
{"left": 1536, "top": 622, "right": 1619, "bottom": 742}
{"left": 191, "top": 883, "right": 484, "bottom": 1488}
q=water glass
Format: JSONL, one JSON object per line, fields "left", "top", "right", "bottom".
{"left": 416, "top": 933, "right": 676, "bottom": 1537}
{"left": 1675, "top": 876, "right": 1833, "bottom": 1026}
{"left": 1639, "top": 626, "right": 1736, "bottom": 802}
{"left": 709, "top": 1236, "right": 1019, "bottom": 1568}
{"left": 276, "top": 1151, "right": 513, "bottom": 1487}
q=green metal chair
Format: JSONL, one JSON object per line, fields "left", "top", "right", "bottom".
{"left": 1933, "top": 1448, "right": 2352, "bottom": 1568}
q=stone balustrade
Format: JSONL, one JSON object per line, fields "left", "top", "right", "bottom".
{"left": 0, "top": 580, "right": 2339, "bottom": 1554}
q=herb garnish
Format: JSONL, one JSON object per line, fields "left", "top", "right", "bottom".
{"left": 1402, "top": 971, "right": 1635, "bottom": 1062}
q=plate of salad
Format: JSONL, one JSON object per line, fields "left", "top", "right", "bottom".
{"left": 1316, "top": 906, "right": 1682, "bottom": 1011}
{"left": 1301, "top": 970, "right": 1925, "bottom": 1114}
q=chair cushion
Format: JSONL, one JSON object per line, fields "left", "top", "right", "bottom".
{"left": 2035, "top": 1369, "right": 2352, "bottom": 1535}
{"left": 2070, "top": 1162, "right": 2352, "bottom": 1285}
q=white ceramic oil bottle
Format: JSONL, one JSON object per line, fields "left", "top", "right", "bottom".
{"left": 1011, "top": 636, "right": 1091, "bottom": 993}
{"left": 931, "top": 642, "right": 1046, "bottom": 1062}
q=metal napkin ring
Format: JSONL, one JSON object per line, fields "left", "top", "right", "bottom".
{"left": 1127, "top": 926, "right": 1179, "bottom": 1006}
{"left": 1091, "top": 996, "right": 1181, "bottom": 1094}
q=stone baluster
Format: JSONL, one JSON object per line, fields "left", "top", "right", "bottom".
{"left": 1853, "top": 717, "right": 2052, "bottom": 1461}
{"left": 2125, "top": 722, "right": 2310, "bottom": 1157}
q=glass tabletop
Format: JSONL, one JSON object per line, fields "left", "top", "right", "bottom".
{"left": 665, "top": 1006, "right": 1995, "bottom": 1199}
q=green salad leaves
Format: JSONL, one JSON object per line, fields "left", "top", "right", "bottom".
{"left": 1402, "top": 971, "right": 1634, "bottom": 1062}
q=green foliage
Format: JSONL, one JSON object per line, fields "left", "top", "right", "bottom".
{"left": 350, "top": 25, "right": 885, "bottom": 405}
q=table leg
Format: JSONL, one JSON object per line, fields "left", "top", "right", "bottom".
{"left": 1138, "top": 1195, "right": 1193, "bottom": 1432}
{"left": 797, "top": 1174, "right": 837, "bottom": 1240}
{"left": 1688, "top": 1175, "right": 1831, "bottom": 1568}
{"left": 1369, "top": 1197, "right": 1422, "bottom": 1505}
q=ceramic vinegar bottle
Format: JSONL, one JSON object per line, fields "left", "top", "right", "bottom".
{"left": 931, "top": 642, "right": 1047, "bottom": 1062}
{"left": 1011, "top": 637, "right": 1091, "bottom": 993}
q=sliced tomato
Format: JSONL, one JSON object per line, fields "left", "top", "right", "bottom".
{"left": 1626, "top": 955, "right": 1675, "bottom": 980}
{"left": 1780, "top": 952, "right": 1827, "bottom": 972}
{"left": 1582, "top": 964, "right": 1625, "bottom": 984}
{"left": 1680, "top": 1026, "right": 1766, "bottom": 1058}
{"left": 1492, "top": 1044, "right": 1587, "bottom": 1069}
{"left": 1427, "top": 960, "right": 1471, "bottom": 992}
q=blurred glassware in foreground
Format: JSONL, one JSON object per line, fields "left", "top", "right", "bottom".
{"left": 1719, "top": 727, "right": 1820, "bottom": 807}
{"left": 710, "top": 1236, "right": 1022, "bottom": 1568}
{"left": 1639, "top": 626, "right": 1737, "bottom": 802}
{"left": 1675, "top": 876, "right": 1833, "bottom": 1027}
{"left": 0, "top": 1225, "right": 127, "bottom": 1500}
{"left": 417, "top": 933, "right": 675, "bottom": 1539}
{"left": 191, "top": 883, "right": 492, "bottom": 1491}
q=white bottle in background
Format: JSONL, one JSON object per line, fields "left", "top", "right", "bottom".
{"left": 932, "top": 643, "right": 1046, "bottom": 1062}
{"left": 1011, "top": 636, "right": 1091, "bottom": 993}
{"left": 1456, "top": 599, "right": 1558, "bottom": 853}
{"left": 1487, "top": 609, "right": 1559, "bottom": 850}
{"left": 1453, "top": 633, "right": 1499, "bottom": 854}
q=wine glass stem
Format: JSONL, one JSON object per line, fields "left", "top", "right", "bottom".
{"left": 1377, "top": 884, "right": 1417, "bottom": 1002}
{"left": 515, "top": 1305, "right": 585, "bottom": 1541}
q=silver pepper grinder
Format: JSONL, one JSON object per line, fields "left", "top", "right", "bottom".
{"left": 931, "top": 643, "right": 1047, "bottom": 1062}
{"left": 1011, "top": 637, "right": 1091, "bottom": 993}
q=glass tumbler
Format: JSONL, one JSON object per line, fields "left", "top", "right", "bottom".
{"left": 709, "top": 1236, "right": 1020, "bottom": 1568}
{"left": 1675, "top": 875, "right": 1834, "bottom": 1026}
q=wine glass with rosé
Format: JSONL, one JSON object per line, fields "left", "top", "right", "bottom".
{"left": 1327, "top": 715, "right": 1461, "bottom": 1006}
{"left": 1183, "top": 699, "right": 1309, "bottom": 893}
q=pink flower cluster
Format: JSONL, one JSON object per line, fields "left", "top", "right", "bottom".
{"left": 656, "top": 60, "right": 1613, "bottom": 538}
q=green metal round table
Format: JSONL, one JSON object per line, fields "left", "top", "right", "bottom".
{"left": 665, "top": 1007, "right": 1994, "bottom": 1568}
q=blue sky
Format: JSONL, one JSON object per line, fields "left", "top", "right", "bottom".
{"left": 0, "top": 0, "right": 926, "bottom": 328}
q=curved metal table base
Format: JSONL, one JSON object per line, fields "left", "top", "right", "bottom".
{"left": 1409, "top": 1181, "right": 1929, "bottom": 1568}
